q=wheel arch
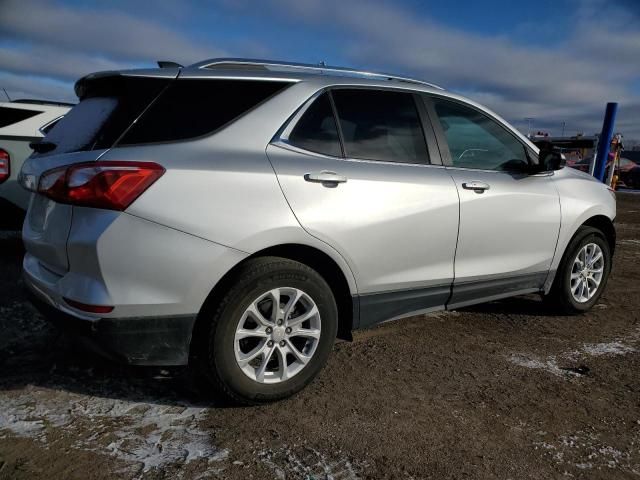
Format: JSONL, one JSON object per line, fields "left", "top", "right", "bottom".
{"left": 545, "top": 214, "right": 616, "bottom": 294}
{"left": 582, "top": 215, "right": 616, "bottom": 255}
{"left": 189, "top": 243, "right": 356, "bottom": 364}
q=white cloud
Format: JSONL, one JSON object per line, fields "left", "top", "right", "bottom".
{"left": 0, "top": 45, "right": 136, "bottom": 81}
{"left": 0, "top": 72, "right": 76, "bottom": 103}
{"left": 0, "top": 0, "right": 637, "bottom": 138}
{"left": 268, "top": 0, "right": 640, "bottom": 138}
{"left": 0, "top": 0, "right": 224, "bottom": 65}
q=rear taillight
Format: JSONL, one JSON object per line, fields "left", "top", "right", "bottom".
{"left": 0, "top": 149, "right": 9, "bottom": 184}
{"left": 38, "top": 161, "right": 165, "bottom": 211}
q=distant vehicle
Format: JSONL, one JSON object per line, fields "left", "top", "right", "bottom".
{"left": 618, "top": 159, "right": 640, "bottom": 189}
{"left": 0, "top": 100, "right": 71, "bottom": 218}
{"left": 568, "top": 158, "right": 637, "bottom": 185}
{"left": 20, "top": 59, "right": 616, "bottom": 404}
{"left": 571, "top": 157, "right": 592, "bottom": 173}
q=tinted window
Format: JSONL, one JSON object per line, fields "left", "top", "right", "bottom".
{"left": 120, "top": 79, "right": 290, "bottom": 145}
{"left": 38, "top": 97, "right": 119, "bottom": 156}
{"left": 34, "top": 76, "right": 170, "bottom": 157}
{"left": 433, "top": 98, "right": 528, "bottom": 171}
{"left": 0, "top": 107, "right": 42, "bottom": 128}
{"left": 288, "top": 93, "right": 341, "bottom": 157}
{"left": 332, "top": 89, "right": 429, "bottom": 164}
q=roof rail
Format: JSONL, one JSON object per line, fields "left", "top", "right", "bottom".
{"left": 190, "top": 58, "right": 444, "bottom": 90}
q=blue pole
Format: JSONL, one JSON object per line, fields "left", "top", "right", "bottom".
{"left": 593, "top": 102, "right": 618, "bottom": 182}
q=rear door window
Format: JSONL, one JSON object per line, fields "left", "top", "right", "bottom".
{"left": 331, "top": 89, "right": 429, "bottom": 164}
{"left": 287, "top": 92, "right": 342, "bottom": 157}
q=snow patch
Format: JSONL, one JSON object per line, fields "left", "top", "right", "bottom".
{"left": 534, "top": 431, "right": 638, "bottom": 473}
{"left": 508, "top": 330, "right": 638, "bottom": 378}
{"left": 619, "top": 239, "right": 640, "bottom": 246}
{"left": 0, "top": 386, "right": 226, "bottom": 474}
{"left": 43, "top": 97, "right": 117, "bottom": 154}
{"left": 508, "top": 354, "right": 579, "bottom": 377}
{"left": 258, "top": 445, "right": 364, "bottom": 480}
{"left": 582, "top": 341, "right": 636, "bottom": 356}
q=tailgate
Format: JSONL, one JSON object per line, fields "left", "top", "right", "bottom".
{"left": 22, "top": 151, "right": 110, "bottom": 274}
{"left": 20, "top": 70, "right": 176, "bottom": 274}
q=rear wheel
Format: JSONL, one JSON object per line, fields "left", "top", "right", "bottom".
{"left": 199, "top": 257, "right": 337, "bottom": 404}
{"left": 545, "top": 226, "right": 611, "bottom": 313}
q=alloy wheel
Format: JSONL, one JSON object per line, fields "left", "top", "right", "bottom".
{"left": 570, "top": 242, "right": 604, "bottom": 303}
{"left": 234, "top": 287, "right": 321, "bottom": 384}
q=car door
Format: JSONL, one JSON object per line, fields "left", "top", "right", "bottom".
{"left": 424, "top": 95, "right": 561, "bottom": 308}
{"left": 267, "top": 87, "right": 460, "bottom": 327}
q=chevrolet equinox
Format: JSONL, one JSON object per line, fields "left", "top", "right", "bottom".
{"left": 20, "top": 59, "right": 616, "bottom": 403}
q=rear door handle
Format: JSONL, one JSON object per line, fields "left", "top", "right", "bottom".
{"left": 304, "top": 171, "right": 347, "bottom": 184}
{"left": 462, "top": 181, "right": 490, "bottom": 192}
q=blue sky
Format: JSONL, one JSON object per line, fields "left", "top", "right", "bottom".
{"left": 1, "top": 0, "right": 639, "bottom": 140}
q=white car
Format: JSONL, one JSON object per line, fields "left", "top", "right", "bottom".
{"left": 0, "top": 100, "right": 71, "bottom": 220}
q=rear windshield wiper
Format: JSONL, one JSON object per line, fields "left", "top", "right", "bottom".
{"left": 29, "top": 140, "right": 57, "bottom": 153}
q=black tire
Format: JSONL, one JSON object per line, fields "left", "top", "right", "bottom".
{"left": 198, "top": 256, "right": 337, "bottom": 405}
{"left": 544, "top": 226, "right": 611, "bottom": 314}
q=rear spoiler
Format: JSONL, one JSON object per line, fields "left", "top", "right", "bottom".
{"left": 74, "top": 68, "right": 181, "bottom": 99}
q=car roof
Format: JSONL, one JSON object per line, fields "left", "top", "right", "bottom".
{"left": 188, "top": 57, "right": 445, "bottom": 91}
{"left": 77, "top": 58, "right": 539, "bottom": 153}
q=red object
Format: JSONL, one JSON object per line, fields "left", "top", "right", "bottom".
{"left": 38, "top": 161, "right": 165, "bottom": 211}
{"left": 0, "top": 149, "right": 10, "bottom": 184}
{"left": 63, "top": 297, "right": 114, "bottom": 313}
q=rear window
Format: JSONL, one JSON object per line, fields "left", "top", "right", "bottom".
{"left": 120, "top": 79, "right": 290, "bottom": 145}
{"left": 36, "top": 76, "right": 170, "bottom": 157}
{"left": 36, "top": 77, "right": 289, "bottom": 157}
{"left": 0, "top": 106, "right": 42, "bottom": 128}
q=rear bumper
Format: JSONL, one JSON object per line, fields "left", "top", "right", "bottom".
{"left": 21, "top": 206, "right": 248, "bottom": 365}
{"left": 26, "top": 283, "right": 196, "bottom": 366}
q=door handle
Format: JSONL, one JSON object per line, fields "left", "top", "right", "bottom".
{"left": 304, "top": 171, "right": 347, "bottom": 185}
{"left": 462, "top": 181, "right": 490, "bottom": 192}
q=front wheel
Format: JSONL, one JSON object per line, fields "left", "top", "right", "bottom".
{"left": 544, "top": 226, "right": 612, "bottom": 313}
{"left": 199, "top": 257, "right": 338, "bottom": 404}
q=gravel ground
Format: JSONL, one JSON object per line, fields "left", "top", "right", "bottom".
{"left": 0, "top": 193, "right": 639, "bottom": 480}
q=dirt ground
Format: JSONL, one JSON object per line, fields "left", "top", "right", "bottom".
{"left": 0, "top": 193, "right": 639, "bottom": 480}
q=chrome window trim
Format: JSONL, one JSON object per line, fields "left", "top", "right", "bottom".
{"left": 443, "top": 165, "right": 555, "bottom": 176}
{"left": 271, "top": 140, "right": 447, "bottom": 169}
{"left": 274, "top": 86, "right": 437, "bottom": 167}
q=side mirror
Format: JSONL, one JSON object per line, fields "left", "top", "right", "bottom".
{"left": 538, "top": 150, "right": 566, "bottom": 171}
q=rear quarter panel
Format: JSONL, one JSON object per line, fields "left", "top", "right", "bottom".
{"left": 108, "top": 80, "right": 358, "bottom": 294}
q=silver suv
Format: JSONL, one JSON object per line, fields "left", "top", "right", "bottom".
{"left": 20, "top": 59, "right": 616, "bottom": 403}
